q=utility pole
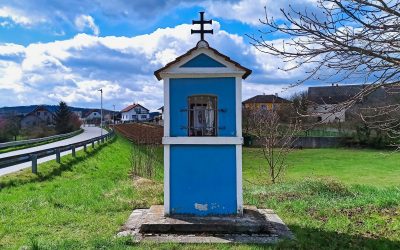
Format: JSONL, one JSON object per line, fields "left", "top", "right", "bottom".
{"left": 113, "top": 104, "right": 116, "bottom": 126}
{"left": 98, "top": 88, "right": 103, "bottom": 136}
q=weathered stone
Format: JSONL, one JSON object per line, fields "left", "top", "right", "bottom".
{"left": 117, "top": 205, "right": 294, "bottom": 244}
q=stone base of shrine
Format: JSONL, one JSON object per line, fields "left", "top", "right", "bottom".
{"left": 117, "top": 205, "right": 293, "bottom": 244}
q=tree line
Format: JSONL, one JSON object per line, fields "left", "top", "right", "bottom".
{"left": 0, "top": 101, "right": 81, "bottom": 143}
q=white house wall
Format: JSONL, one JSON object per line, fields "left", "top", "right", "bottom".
{"left": 309, "top": 104, "right": 346, "bottom": 123}
{"left": 121, "top": 108, "right": 149, "bottom": 122}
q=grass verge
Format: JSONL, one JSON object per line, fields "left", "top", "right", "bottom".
{"left": 0, "top": 129, "right": 84, "bottom": 154}
{"left": 0, "top": 138, "right": 399, "bottom": 249}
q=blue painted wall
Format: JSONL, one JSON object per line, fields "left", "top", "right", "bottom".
{"left": 169, "top": 77, "right": 236, "bottom": 137}
{"left": 181, "top": 53, "right": 226, "bottom": 68}
{"left": 170, "top": 145, "right": 237, "bottom": 215}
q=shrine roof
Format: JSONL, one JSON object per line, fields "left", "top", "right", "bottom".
{"left": 154, "top": 41, "right": 252, "bottom": 81}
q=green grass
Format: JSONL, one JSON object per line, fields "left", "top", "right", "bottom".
{"left": 0, "top": 137, "right": 399, "bottom": 249}
{"left": 243, "top": 148, "right": 400, "bottom": 186}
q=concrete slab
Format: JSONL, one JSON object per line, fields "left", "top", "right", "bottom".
{"left": 118, "top": 205, "right": 293, "bottom": 244}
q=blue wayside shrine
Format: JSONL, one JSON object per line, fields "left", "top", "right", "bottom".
{"left": 154, "top": 12, "right": 251, "bottom": 216}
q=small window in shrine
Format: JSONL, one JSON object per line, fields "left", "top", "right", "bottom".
{"left": 188, "top": 95, "right": 217, "bottom": 136}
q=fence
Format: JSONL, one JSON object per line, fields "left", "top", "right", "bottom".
{"left": 250, "top": 136, "right": 341, "bottom": 148}
{"left": 0, "top": 129, "right": 83, "bottom": 149}
{"left": 0, "top": 130, "right": 115, "bottom": 174}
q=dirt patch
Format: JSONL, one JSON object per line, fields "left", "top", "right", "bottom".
{"left": 132, "top": 176, "right": 156, "bottom": 188}
{"left": 337, "top": 206, "right": 399, "bottom": 218}
{"left": 130, "top": 176, "right": 163, "bottom": 209}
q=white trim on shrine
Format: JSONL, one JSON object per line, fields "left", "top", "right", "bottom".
{"left": 155, "top": 12, "right": 251, "bottom": 216}
{"left": 162, "top": 137, "right": 243, "bottom": 145}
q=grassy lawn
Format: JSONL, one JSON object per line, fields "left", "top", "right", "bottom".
{"left": 243, "top": 148, "right": 400, "bottom": 186}
{"left": 0, "top": 136, "right": 399, "bottom": 249}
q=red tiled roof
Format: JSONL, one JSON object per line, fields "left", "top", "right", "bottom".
{"left": 154, "top": 42, "right": 252, "bottom": 80}
{"left": 121, "top": 103, "right": 149, "bottom": 113}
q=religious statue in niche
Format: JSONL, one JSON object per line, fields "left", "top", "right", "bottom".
{"left": 189, "top": 95, "right": 217, "bottom": 136}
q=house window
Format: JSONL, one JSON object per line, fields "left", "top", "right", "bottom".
{"left": 141, "top": 115, "right": 147, "bottom": 119}
{"left": 188, "top": 95, "right": 217, "bottom": 136}
{"left": 37, "top": 112, "right": 40, "bottom": 116}
{"left": 261, "top": 104, "right": 266, "bottom": 110}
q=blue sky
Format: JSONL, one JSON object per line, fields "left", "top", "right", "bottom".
{"left": 0, "top": 0, "right": 319, "bottom": 111}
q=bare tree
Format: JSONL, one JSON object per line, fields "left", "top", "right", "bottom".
{"left": 4, "top": 113, "right": 21, "bottom": 141}
{"left": 248, "top": 0, "right": 400, "bottom": 138}
{"left": 290, "top": 90, "right": 309, "bottom": 117}
{"left": 248, "top": 107, "right": 302, "bottom": 183}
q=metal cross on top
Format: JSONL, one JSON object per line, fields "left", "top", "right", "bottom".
{"left": 191, "top": 11, "right": 213, "bottom": 41}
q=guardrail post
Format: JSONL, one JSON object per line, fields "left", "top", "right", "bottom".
{"left": 97, "top": 139, "right": 100, "bottom": 145}
{"left": 56, "top": 149, "right": 61, "bottom": 163}
{"left": 84, "top": 144, "right": 87, "bottom": 152}
{"left": 31, "top": 154, "right": 37, "bottom": 174}
{"left": 72, "top": 146, "right": 76, "bottom": 157}
{"left": 92, "top": 141, "right": 95, "bottom": 148}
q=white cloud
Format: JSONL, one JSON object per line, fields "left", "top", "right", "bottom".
{"left": 74, "top": 15, "right": 100, "bottom": 36}
{"left": 0, "top": 43, "right": 25, "bottom": 56}
{"left": 0, "top": 21, "right": 311, "bottom": 110}
{"left": 0, "top": 6, "right": 33, "bottom": 25}
{"left": 0, "top": 61, "right": 24, "bottom": 91}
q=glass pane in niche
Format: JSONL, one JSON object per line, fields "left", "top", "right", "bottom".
{"left": 188, "top": 95, "right": 217, "bottom": 136}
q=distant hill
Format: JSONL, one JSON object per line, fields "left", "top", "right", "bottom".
{"left": 0, "top": 105, "right": 116, "bottom": 117}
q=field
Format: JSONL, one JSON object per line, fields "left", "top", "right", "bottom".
{"left": 0, "top": 135, "right": 399, "bottom": 249}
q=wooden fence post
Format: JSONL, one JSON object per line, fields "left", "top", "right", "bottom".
{"left": 31, "top": 154, "right": 37, "bottom": 174}
{"left": 56, "top": 149, "right": 61, "bottom": 163}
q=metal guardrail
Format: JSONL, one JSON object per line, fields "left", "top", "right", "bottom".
{"left": 0, "top": 129, "right": 84, "bottom": 149}
{"left": 0, "top": 130, "right": 115, "bottom": 174}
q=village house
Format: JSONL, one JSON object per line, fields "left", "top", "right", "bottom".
{"left": 83, "top": 109, "right": 101, "bottom": 125}
{"left": 120, "top": 103, "right": 150, "bottom": 123}
{"left": 156, "top": 106, "right": 164, "bottom": 125}
{"left": 20, "top": 106, "right": 55, "bottom": 129}
{"left": 307, "top": 84, "right": 369, "bottom": 123}
{"left": 242, "top": 94, "right": 291, "bottom": 110}
{"left": 306, "top": 84, "right": 400, "bottom": 123}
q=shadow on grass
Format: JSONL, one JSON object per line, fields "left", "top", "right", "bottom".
{"left": 273, "top": 224, "right": 400, "bottom": 249}
{"left": 122, "top": 225, "right": 400, "bottom": 249}
{"left": 0, "top": 137, "right": 117, "bottom": 190}
{"left": 23, "top": 222, "right": 400, "bottom": 249}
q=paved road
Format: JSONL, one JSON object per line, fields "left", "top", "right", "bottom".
{"left": 0, "top": 126, "right": 107, "bottom": 176}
